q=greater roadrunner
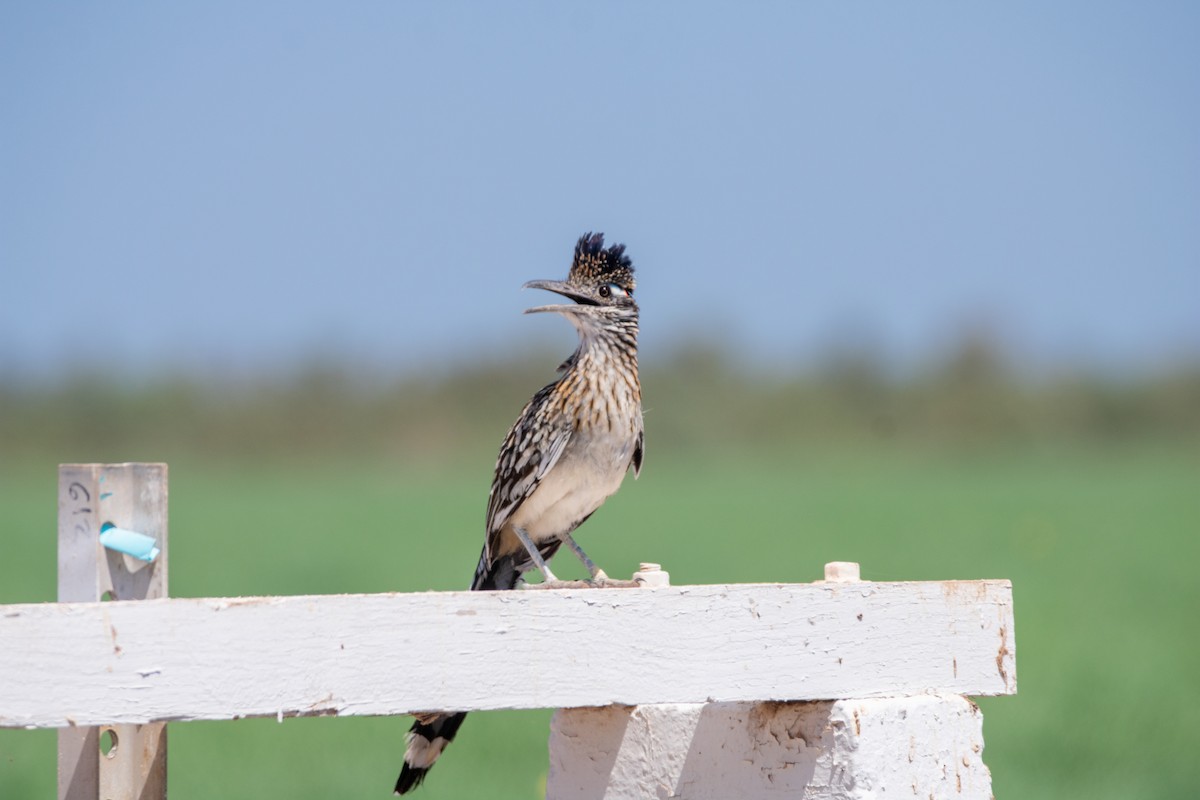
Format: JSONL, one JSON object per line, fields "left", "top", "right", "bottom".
{"left": 394, "top": 232, "right": 644, "bottom": 794}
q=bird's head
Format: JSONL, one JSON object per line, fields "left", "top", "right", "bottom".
{"left": 523, "top": 233, "right": 637, "bottom": 324}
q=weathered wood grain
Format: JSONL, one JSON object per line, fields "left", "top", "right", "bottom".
{"left": 55, "top": 463, "right": 168, "bottom": 800}
{"left": 0, "top": 579, "right": 1014, "bottom": 729}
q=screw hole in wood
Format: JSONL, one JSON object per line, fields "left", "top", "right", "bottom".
{"left": 99, "top": 728, "right": 118, "bottom": 758}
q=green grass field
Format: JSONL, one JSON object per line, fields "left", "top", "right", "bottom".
{"left": 2, "top": 443, "right": 1197, "bottom": 798}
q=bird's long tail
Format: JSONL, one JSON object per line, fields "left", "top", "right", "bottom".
{"left": 395, "top": 712, "right": 468, "bottom": 794}
{"left": 396, "top": 541, "right": 562, "bottom": 793}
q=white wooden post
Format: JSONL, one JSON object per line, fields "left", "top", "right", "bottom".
{"left": 547, "top": 696, "right": 993, "bottom": 800}
{"left": 57, "top": 463, "right": 168, "bottom": 800}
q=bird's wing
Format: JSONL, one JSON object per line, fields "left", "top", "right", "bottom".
{"left": 483, "top": 384, "right": 573, "bottom": 559}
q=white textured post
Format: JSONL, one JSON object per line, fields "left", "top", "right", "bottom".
{"left": 547, "top": 697, "right": 993, "bottom": 799}
{"left": 57, "top": 464, "right": 168, "bottom": 800}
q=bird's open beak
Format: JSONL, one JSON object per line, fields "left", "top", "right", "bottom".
{"left": 522, "top": 279, "right": 594, "bottom": 315}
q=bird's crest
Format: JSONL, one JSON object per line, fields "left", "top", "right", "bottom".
{"left": 569, "top": 232, "right": 636, "bottom": 293}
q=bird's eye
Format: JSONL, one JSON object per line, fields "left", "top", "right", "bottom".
{"left": 599, "top": 285, "right": 611, "bottom": 298}
{"left": 604, "top": 282, "right": 628, "bottom": 298}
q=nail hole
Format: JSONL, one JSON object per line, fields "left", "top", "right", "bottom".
{"left": 99, "top": 728, "right": 118, "bottom": 758}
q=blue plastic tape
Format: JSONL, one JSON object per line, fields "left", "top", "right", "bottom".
{"left": 99, "top": 524, "right": 161, "bottom": 562}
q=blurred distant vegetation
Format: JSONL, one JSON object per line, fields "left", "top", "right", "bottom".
{"left": 2, "top": 333, "right": 1197, "bottom": 466}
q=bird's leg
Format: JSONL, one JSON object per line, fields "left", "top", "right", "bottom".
{"left": 562, "top": 533, "right": 609, "bottom": 582}
{"left": 513, "top": 526, "right": 559, "bottom": 584}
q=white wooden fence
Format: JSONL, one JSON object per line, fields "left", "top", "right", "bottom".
{"left": 0, "top": 463, "right": 1017, "bottom": 799}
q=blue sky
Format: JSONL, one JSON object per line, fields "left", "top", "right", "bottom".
{"left": 2, "top": 2, "right": 1197, "bottom": 380}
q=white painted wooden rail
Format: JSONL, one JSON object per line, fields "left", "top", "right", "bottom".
{"left": 0, "top": 579, "right": 1014, "bottom": 727}
{"left": 0, "top": 464, "right": 1017, "bottom": 799}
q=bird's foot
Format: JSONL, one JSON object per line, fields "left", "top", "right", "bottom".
{"left": 586, "top": 568, "right": 613, "bottom": 586}
{"left": 523, "top": 577, "right": 638, "bottom": 589}
{"left": 519, "top": 566, "right": 638, "bottom": 590}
